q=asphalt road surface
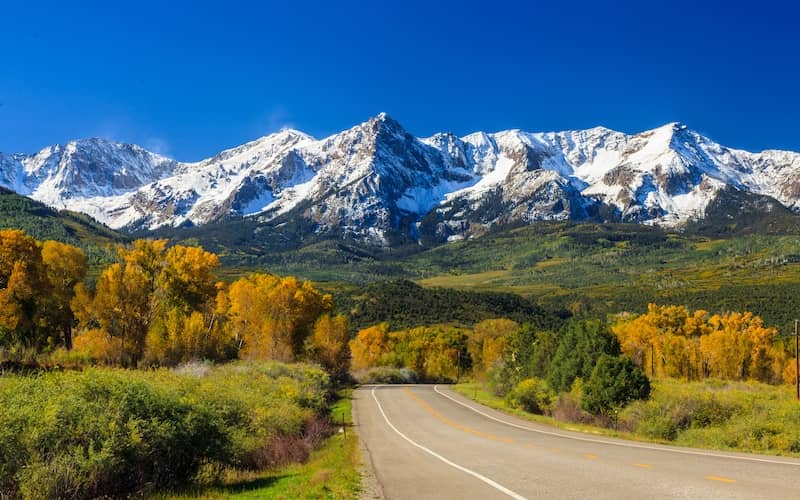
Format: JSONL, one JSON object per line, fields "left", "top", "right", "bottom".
{"left": 353, "top": 385, "right": 800, "bottom": 499}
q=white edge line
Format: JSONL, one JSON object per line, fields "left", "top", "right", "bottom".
{"left": 370, "top": 386, "right": 526, "bottom": 500}
{"left": 433, "top": 385, "right": 800, "bottom": 468}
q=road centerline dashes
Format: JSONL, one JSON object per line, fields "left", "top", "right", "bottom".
{"left": 370, "top": 386, "right": 527, "bottom": 500}
{"left": 706, "top": 475, "right": 737, "bottom": 484}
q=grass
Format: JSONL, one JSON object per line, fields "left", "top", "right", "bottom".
{"left": 454, "top": 379, "right": 800, "bottom": 458}
{"left": 157, "top": 389, "right": 361, "bottom": 500}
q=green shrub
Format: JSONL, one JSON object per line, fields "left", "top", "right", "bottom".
{"left": 0, "top": 361, "right": 331, "bottom": 499}
{"left": 636, "top": 412, "right": 680, "bottom": 440}
{"left": 551, "top": 378, "right": 592, "bottom": 423}
{"left": 505, "top": 378, "right": 555, "bottom": 415}
{"left": 581, "top": 354, "right": 650, "bottom": 415}
{"left": 486, "top": 360, "right": 516, "bottom": 397}
{"left": 620, "top": 382, "right": 742, "bottom": 441}
{"left": 546, "top": 319, "right": 620, "bottom": 393}
{"left": 615, "top": 378, "right": 800, "bottom": 455}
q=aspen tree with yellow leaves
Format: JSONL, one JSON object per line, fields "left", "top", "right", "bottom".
{"left": 308, "top": 313, "right": 351, "bottom": 380}
{"left": 613, "top": 304, "right": 783, "bottom": 383}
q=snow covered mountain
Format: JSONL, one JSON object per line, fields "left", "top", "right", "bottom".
{"left": 1, "top": 113, "right": 799, "bottom": 244}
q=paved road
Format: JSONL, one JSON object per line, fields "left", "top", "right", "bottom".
{"left": 353, "top": 385, "right": 800, "bottom": 499}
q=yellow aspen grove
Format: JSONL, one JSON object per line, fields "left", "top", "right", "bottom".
{"left": 81, "top": 240, "right": 171, "bottom": 364}
{"left": 227, "top": 273, "right": 332, "bottom": 362}
{"left": 614, "top": 304, "right": 779, "bottom": 383}
{"left": 121, "top": 239, "right": 168, "bottom": 281}
{"left": 157, "top": 245, "right": 220, "bottom": 311}
{"left": 350, "top": 323, "right": 390, "bottom": 371}
{"left": 91, "top": 262, "right": 153, "bottom": 366}
{"left": 611, "top": 310, "right": 661, "bottom": 375}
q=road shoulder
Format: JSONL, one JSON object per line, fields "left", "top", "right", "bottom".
{"left": 352, "top": 388, "right": 386, "bottom": 500}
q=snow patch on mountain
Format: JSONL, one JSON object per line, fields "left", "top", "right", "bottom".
{"left": 2, "top": 115, "right": 800, "bottom": 243}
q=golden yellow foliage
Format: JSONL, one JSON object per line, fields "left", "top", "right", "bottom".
{"left": 121, "top": 239, "right": 168, "bottom": 279}
{"left": 783, "top": 358, "right": 798, "bottom": 386}
{"left": 41, "top": 240, "right": 87, "bottom": 348}
{"left": 0, "top": 230, "right": 50, "bottom": 347}
{"left": 73, "top": 328, "right": 123, "bottom": 364}
{"left": 228, "top": 274, "right": 332, "bottom": 362}
{"left": 309, "top": 314, "right": 350, "bottom": 379}
{"left": 157, "top": 245, "right": 220, "bottom": 311}
{"left": 144, "top": 308, "right": 231, "bottom": 365}
{"left": 468, "top": 319, "right": 518, "bottom": 375}
{"left": 3, "top": 232, "right": 340, "bottom": 370}
{"left": 350, "top": 323, "right": 390, "bottom": 371}
{"left": 90, "top": 262, "right": 152, "bottom": 366}
{"left": 613, "top": 304, "right": 780, "bottom": 383}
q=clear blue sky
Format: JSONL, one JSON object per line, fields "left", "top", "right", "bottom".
{"left": 1, "top": 0, "right": 798, "bottom": 160}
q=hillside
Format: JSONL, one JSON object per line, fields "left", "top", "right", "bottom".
{"left": 147, "top": 209, "right": 800, "bottom": 334}
{"left": 334, "top": 279, "right": 566, "bottom": 331}
{"left": 0, "top": 187, "right": 127, "bottom": 261}
{"left": 189, "top": 221, "right": 800, "bottom": 335}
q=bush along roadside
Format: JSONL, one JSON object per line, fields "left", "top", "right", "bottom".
{"left": 456, "top": 378, "right": 800, "bottom": 458}
{"left": 454, "top": 316, "right": 800, "bottom": 457}
{"left": 156, "top": 389, "right": 362, "bottom": 500}
{"left": 0, "top": 361, "right": 336, "bottom": 499}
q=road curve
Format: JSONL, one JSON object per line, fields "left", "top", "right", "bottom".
{"left": 352, "top": 385, "right": 800, "bottom": 499}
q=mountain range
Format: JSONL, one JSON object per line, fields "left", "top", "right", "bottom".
{"left": 1, "top": 113, "right": 799, "bottom": 245}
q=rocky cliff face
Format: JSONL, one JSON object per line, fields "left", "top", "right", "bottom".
{"left": 2, "top": 114, "right": 799, "bottom": 244}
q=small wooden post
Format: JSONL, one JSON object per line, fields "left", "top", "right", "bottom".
{"left": 795, "top": 320, "right": 799, "bottom": 401}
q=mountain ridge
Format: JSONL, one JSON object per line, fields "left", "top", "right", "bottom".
{"left": 2, "top": 114, "right": 799, "bottom": 245}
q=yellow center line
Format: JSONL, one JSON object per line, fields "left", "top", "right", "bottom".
{"left": 551, "top": 447, "right": 561, "bottom": 453}
{"left": 585, "top": 453, "right": 598, "bottom": 460}
{"left": 705, "top": 475, "right": 736, "bottom": 484}
{"left": 632, "top": 463, "right": 652, "bottom": 469}
{"left": 402, "top": 387, "right": 516, "bottom": 445}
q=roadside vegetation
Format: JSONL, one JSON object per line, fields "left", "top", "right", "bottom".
{"left": 349, "top": 301, "right": 800, "bottom": 457}
{"left": 5, "top": 223, "right": 800, "bottom": 498}
{"left": 455, "top": 378, "right": 800, "bottom": 457}
{"left": 0, "top": 361, "right": 336, "bottom": 499}
{"left": 157, "top": 390, "right": 360, "bottom": 500}
{"left": 438, "top": 304, "right": 800, "bottom": 457}
{"left": 0, "top": 230, "right": 360, "bottom": 499}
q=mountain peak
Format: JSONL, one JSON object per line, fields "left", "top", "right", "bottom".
{"left": 65, "top": 137, "right": 124, "bottom": 151}
{"left": 368, "top": 112, "right": 405, "bottom": 132}
{"left": 255, "top": 128, "right": 314, "bottom": 144}
{"left": 653, "top": 121, "right": 690, "bottom": 135}
{"left": 667, "top": 121, "right": 689, "bottom": 132}
{"left": 2, "top": 115, "right": 799, "bottom": 242}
